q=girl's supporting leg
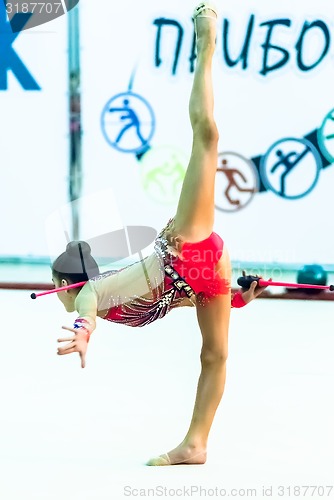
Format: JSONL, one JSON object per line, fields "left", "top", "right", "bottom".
{"left": 147, "top": 252, "right": 231, "bottom": 466}
{"left": 181, "top": 264, "right": 231, "bottom": 461}
{"left": 172, "top": 6, "right": 218, "bottom": 243}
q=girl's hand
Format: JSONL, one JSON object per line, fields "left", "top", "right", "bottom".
{"left": 57, "top": 326, "right": 91, "bottom": 368}
{"left": 240, "top": 270, "right": 271, "bottom": 304}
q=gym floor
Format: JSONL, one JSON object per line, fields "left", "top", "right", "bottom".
{"left": 0, "top": 266, "right": 333, "bottom": 499}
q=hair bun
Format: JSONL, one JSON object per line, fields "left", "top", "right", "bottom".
{"left": 66, "top": 241, "right": 91, "bottom": 258}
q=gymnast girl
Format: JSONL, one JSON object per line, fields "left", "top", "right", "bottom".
{"left": 52, "top": 3, "right": 267, "bottom": 466}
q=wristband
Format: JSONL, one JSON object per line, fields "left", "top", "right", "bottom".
{"left": 231, "top": 291, "right": 247, "bottom": 308}
{"left": 73, "top": 318, "right": 92, "bottom": 342}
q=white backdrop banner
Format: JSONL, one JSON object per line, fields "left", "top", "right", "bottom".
{"left": 0, "top": 3, "right": 68, "bottom": 257}
{"left": 80, "top": 0, "right": 334, "bottom": 266}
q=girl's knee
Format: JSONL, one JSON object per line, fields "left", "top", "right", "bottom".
{"left": 193, "top": 119, "right": 219, "bottom": 145}
{"left": 200, "top": 346, "right": 228, "bottom": 366}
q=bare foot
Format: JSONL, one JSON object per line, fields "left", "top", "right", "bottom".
{"left": 146, "top": 443, "right": 207, "bottom": 466}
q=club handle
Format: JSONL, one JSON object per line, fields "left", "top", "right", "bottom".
{"left": 237, "top": 275, "right": 260, "bottom": 289}
{"left": 237, "top": 275, "right": 334, "bottom": 291}
{"left": 30, "top": 280, "right": 87, "bottom": 299}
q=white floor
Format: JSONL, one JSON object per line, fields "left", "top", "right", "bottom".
{"left": 0, "top": 290, "right": 333, "bottom": 500}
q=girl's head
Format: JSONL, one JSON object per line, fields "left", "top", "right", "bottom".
{"left": 52, "top": 241, "right": 99, "bottom": 311}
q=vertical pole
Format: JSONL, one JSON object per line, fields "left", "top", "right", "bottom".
{"left": 68, "top": 3, "right": 81, "bottom": 240}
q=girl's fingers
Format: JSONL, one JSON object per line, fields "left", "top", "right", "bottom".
{"left": 80, "top": 352, "right": 86, "bottom": 369}
{"left": 58, "top": 344, "right": 75, "bottom": 354}
{"left": 57, "top": 336, "right": 75, "bottom": 343}
{"left": 62, "top": 326, "right": 77, "bottom": 334}
{"left": 57, "top": 347, "right": 77, "bottom": 355}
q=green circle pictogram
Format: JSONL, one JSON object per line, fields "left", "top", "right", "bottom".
{"left": 140, "top": 146, "right": 187, "bottom": 205}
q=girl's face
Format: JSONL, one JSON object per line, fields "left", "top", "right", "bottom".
{"left": 52, "top": 275, "right": 77, "bottom": 312}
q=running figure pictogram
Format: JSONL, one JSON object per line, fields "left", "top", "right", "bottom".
{"left": 217, "top": 159, "right": 255, "bottom": 206}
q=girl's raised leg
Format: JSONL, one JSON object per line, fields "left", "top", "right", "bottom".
{"left": 172, "top": 4, "right": 218, "bottom": 243}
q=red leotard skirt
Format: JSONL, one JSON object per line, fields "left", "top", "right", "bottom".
{"left": 170, "top": 231, "right": 230, "bottom": 297}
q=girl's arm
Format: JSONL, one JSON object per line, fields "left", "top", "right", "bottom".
{"left": 231, "top": 277, "right": 270, "bottom": 308}
{"left": 74, "top": 283, "right": 98, "bottom": 332}
{"left": 57, "top": 284, "right": 98, "bottom": 368}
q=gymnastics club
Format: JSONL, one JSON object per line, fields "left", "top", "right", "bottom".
{"left": 30, "top": 281, "right": 87, "bottom": 299}
{"left": 237, "top": 275, "right": 334, "bottom": 291}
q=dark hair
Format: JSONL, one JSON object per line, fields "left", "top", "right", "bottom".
{"left": 52, "top": 241, "right": 99, "bottom": 284}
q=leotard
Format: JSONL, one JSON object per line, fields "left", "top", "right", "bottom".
{"left": 78, "top": 220, "right": 244, "bottom": 328}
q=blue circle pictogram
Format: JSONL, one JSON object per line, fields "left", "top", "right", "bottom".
{"left": 101, "top": 91, "right": 156, "bottom": 154}
{"left": 260, "top": 138, "right": 321, "bottom": 200}
{"left": 318, "top": 108, "right": 334, "bottom": 164}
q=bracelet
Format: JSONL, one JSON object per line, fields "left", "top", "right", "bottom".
{"left": 73, "top": 318, "right": 91, "bottom": 342}
{"left": 231, "top": 291, "right": 247, "bottom": 308}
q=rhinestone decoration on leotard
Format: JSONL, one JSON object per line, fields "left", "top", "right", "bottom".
{"left": 103, "top": 258, "right": 195, "bottom": 327}
{"left": 93, "top": 221, "right": 196, "bottom": 327}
